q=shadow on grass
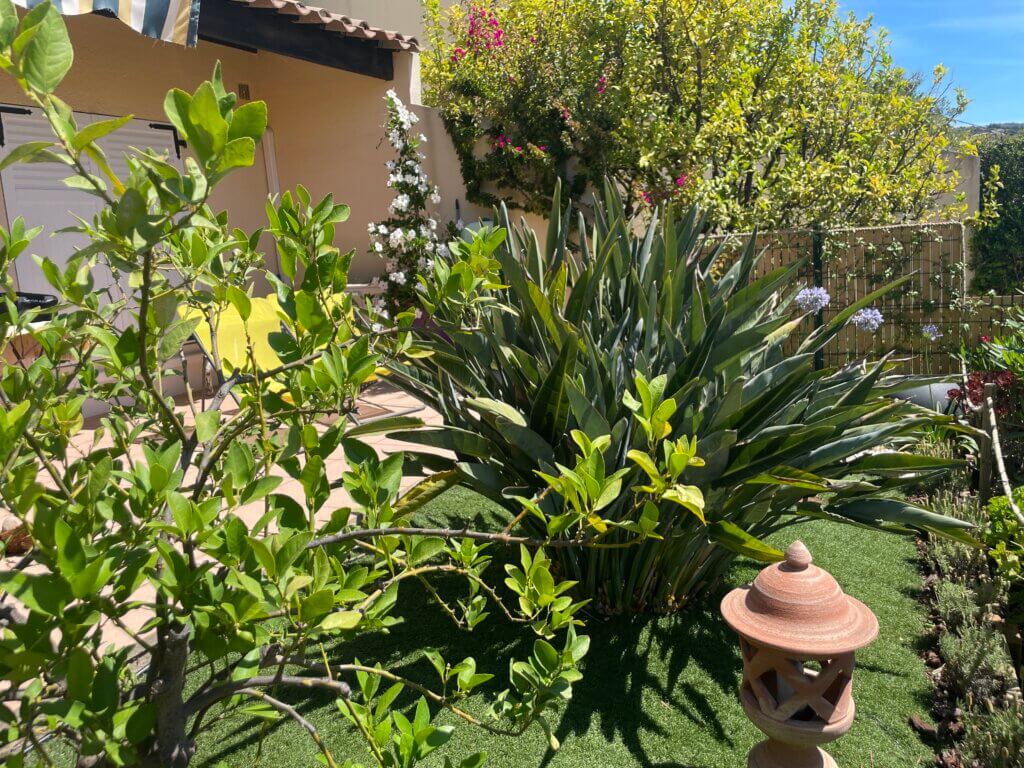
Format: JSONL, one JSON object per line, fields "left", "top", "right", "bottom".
{"left": 422, "top": 488, "right": 744, "bottom": 766}
{"left": 195, "top": 567, "right": 533, "bottom": 764}
{"left": 540, "top": 601, "right": 740, "bottom": 768}
{"left": 196, "top": 564, "right": 743, "bottom": 768}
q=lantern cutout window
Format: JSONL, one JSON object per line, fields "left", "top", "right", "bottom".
{"left": 721, "top": 541, "right": 879, "bottom": 768}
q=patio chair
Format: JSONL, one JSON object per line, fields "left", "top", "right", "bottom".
{"left": 180, "top": 296, "right": 422, "bottom": 425}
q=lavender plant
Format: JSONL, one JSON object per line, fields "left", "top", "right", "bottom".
{"left": 368, "top": 91, "right": 446, "bottom": 320}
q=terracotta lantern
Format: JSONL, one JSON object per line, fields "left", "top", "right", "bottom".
{"left": 720, "top": 541, "right": 879, "bottom": 768}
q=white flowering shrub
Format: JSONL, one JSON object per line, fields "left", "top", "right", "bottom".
{"left": 368, "top": 91, "right": 446, "bottom": 319}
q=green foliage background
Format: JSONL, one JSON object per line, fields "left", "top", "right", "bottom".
{"left": 0, "top": 5, "right": 593, "bottom": 766}
{"left": 971, "top": 134, "right": 1024, "bottom": 293}
{"left": 423, "top": 0, "right": 974, "bottom": 229}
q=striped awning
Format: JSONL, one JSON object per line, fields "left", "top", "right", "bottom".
{"left": 15, "top": 0, "right": 202, "bottom": 46}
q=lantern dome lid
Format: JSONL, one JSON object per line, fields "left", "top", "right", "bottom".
{"left": 720, "top": 541, "right": 879, "bottom": 657}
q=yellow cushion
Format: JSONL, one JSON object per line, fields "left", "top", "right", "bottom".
{"left": 182, "top": 292, "right": 387, "bottom": 389}
{"left": 182, "top": 298, "right": 283, "bottom": 374}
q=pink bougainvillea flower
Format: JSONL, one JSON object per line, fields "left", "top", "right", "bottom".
{"left": 596, "top": 75, "right": 608, "bottom": 94}
{"left": 466, "top": 3, "right": 505, "bottom": 52}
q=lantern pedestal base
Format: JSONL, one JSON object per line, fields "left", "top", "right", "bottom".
{"left": 748, "top": 740, "right": 837, "bottom": 768}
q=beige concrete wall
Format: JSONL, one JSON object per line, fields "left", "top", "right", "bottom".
{"left": 0, "top": 13, "right": 490, "bottom": 287}
{"left": 253, "top": 50, "right": 394, "bottom": 281}
{"left": 250, "top": 49, "right": 489, "bottom": 279}
{"left": 935, "top": 150, "right": 981, "bottom": 217}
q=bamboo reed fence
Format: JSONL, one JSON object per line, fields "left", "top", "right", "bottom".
{"left": 703, "top": 221, "right": 1024, "bottom": 375}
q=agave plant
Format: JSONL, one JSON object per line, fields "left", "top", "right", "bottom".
{"left": 390, "top": 182, "right": 974, "bottom": 613}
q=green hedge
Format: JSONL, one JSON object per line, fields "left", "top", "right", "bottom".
{"left": 972, "top": 134, "right": 1024, "bottom": 293}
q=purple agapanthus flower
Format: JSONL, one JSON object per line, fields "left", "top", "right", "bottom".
{"left": 795, "top": 286, "right": 831, "bottom": 314}
{"left": 922, "top": 323, "right": 943, "bottom": 342}
{"left": 851, "top": 307, "right": 883, "bottom": 333}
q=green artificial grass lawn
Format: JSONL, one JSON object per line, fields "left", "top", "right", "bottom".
{"left": 192, "top": 487, "right": 935, "bottom": 768}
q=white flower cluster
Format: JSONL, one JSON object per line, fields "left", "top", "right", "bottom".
{"left": 385, "top": 88, "right": 418, "bottom": 133}
{"left": 368, "top": 90, "right": 450, "bottom": 317}
{"left": 369, "top": 295, "right": 390, "bottom": 319}
{"left": 390, "top": 194, "right": 411, "bottom": 214}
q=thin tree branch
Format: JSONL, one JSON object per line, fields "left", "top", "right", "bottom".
{"left": 235, "top": 688, "right": 339, "bottom": 768}
{"left": 184, "top": 674, "right": 351, "bottom": 717}
{"left": 307, "top": 525, "right": 642, "bottom": 552}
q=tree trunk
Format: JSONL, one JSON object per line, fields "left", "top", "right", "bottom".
{"left": 148, "top": 623, "right": 192, "bottom": 768}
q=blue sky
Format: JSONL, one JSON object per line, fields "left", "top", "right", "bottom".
{"left": 840, "top": 0, "right": 1024, "bottom": 125}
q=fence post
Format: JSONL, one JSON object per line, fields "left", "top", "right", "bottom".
{"left": 811, "top": 226, "right": 824, "bottom": 371}
{"left": 979, "top": 382, "right": 996, "bottom": 506}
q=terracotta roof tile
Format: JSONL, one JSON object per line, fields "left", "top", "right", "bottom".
{"left": 231, "top": 0, "right": 421, "bottom": 51}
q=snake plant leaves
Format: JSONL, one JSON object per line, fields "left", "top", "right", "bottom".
{"left": 387, "top": 427, "right": 496, "bottom": 461}
{"left": 847, "top": 452, "right": 967, "bottom": 476}
{"left": 393, "top": 471, "right": 461, "bottom": 516}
